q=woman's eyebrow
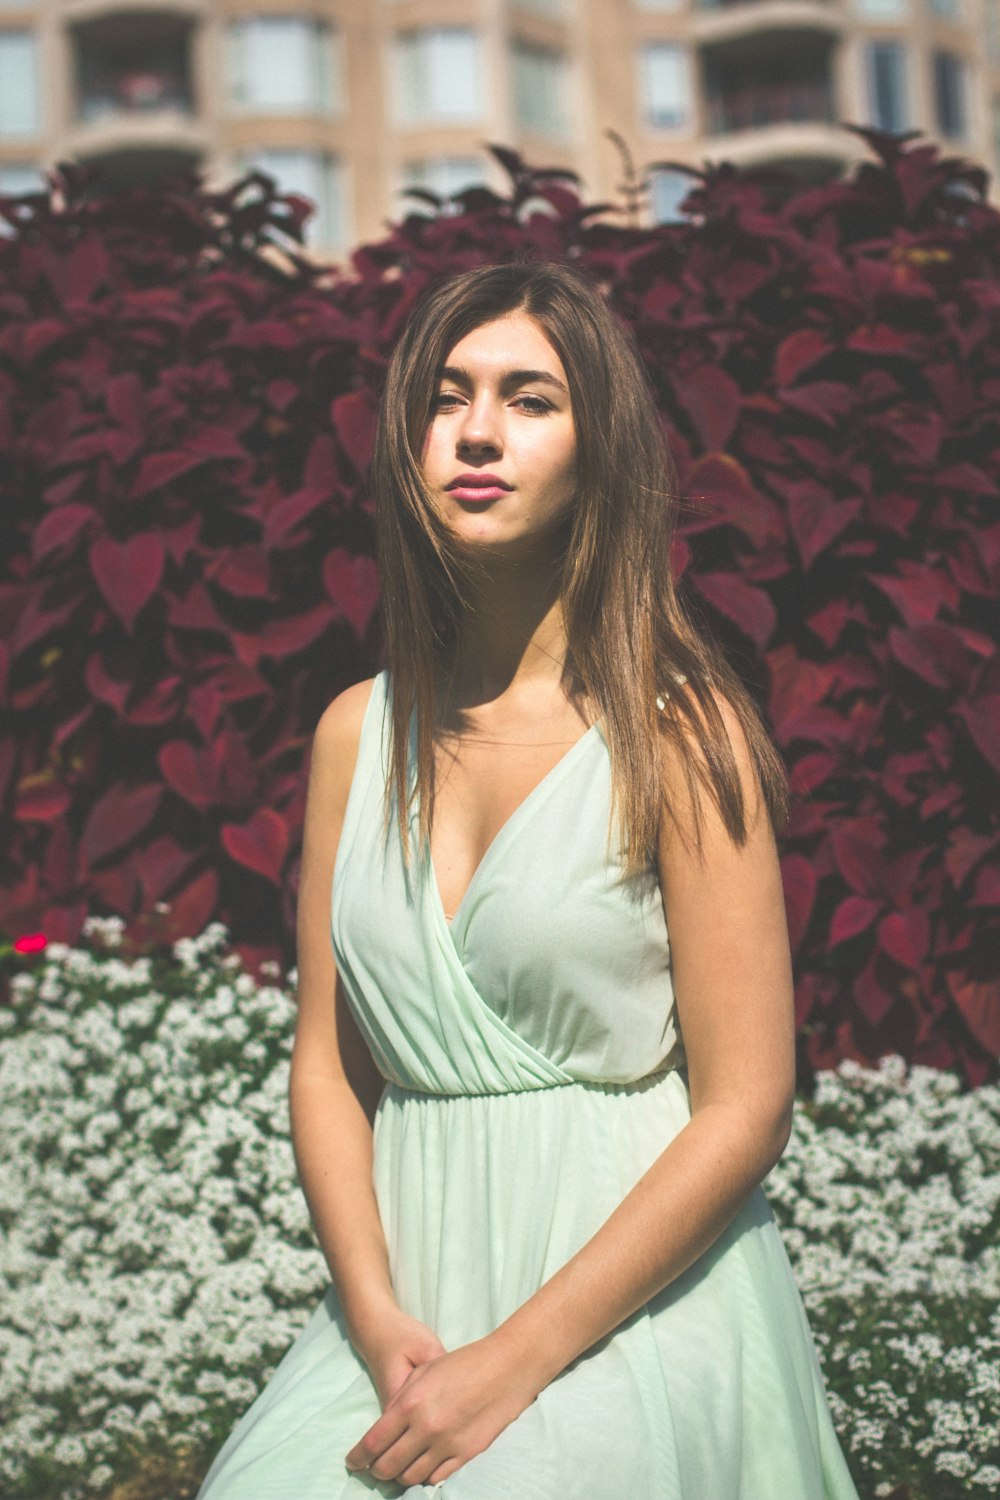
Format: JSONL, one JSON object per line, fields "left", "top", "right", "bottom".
{"left": 437, "top": 364, "right": 569, "bottom": 396}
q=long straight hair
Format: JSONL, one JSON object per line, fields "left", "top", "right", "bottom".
{"left": 371, "top": 258, "right": 790, "bottom": 877}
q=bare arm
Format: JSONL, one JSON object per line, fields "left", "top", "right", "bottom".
{"left": 490, "top": 690, "right": 797, "bottom": 1386}
{"left": 289, "top": 678, "right": 400, "bottom": 1351}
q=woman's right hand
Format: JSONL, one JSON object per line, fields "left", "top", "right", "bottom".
{"left": 353, "top": 1305, "right": 449, "bottom": 1411}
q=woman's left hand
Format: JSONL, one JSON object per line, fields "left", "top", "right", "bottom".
{"left": 344, "top": 1331, "right": 543, "bottom": 1487}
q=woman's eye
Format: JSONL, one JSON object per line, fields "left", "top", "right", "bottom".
{"left": 430, "top": 392, "right": 552, "bottom": 414}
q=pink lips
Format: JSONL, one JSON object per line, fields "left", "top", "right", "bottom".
{"left": 448, "top": 485, "right": 509, "bottom": 501}
{"left": 445, "top": 472, "right": 512, "bottom": 502}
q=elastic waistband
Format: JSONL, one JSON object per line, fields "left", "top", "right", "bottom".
{"left": 380, "top": 1063, "right": 688, "bottom": 1105}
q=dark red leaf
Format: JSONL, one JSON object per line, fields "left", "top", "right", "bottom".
{"left": 670, "top": 365, "right": 742, "bottom": 452}
{"left": 830, "top": 820, "right": 886, "bottom": 896}
{"left": 693, "top": 572, "right": 776, "bottom": 649}
{"left": 14, "top": 773, "right": 71, "bottom": 822}
{"left": 323, "top": 548, "right": 381, "bottom": 639}
{"left": 89, "top": 534, "right": 164, "bottom": 632}
{"left": 955, "top": 693, "right": 1000, "bottom": 773}
{"left": 232, "top": 602, "right": 336, "bottom": 666}
{"left": 830, "top": 895, "right": 882, "bottom": 946}
{"left": 854, "top": 954, "right": 896, "bottom": 1024}
{"left": 775, "top": 328, "right": 831, "bottom": 386}
{"left": 786, "top": 485, "right": 862, "bottom": 569}
{"left": 870, "top": 564, "right": 959, "bottom": 625}
{"left": 331, "top": 392, "right": 376, "bottom": 471}
{"left": 222, "top": 809, "right": 289, "bottom": 883}
{"left": 136, "top": 836, "right": 196, "bottom": 905}
{"left": 81, "top": 781, "right": 162, "bottom": 868}
{"left": 888, "top": 624, "right": 969, "bottom": 688}
{"left": 780, "top": 853, "right": 816, "bottom": 953}
{"left": 33, "top": 503, "right": 94, "bottom": 560}
{"left": 132, "top": 449, "right": 212, "bottom": 496}
{"left": 212, "top": 546, "right": 272, "bottom": 598}
{"left": 878, "top": 908, "right": 929, "bottom": 968}
{"left": 85, "top": 652, "right": 131, "bottom": 713}
{"left": 948, "top": 973, "right": 1000, "bottom": 1054}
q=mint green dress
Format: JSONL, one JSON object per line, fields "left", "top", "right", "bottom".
{"left": 197, "top": 669, "right": 861, "bottom": 1499}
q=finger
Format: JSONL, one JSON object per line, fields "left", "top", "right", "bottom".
{"left": 397, "top": 1449, "right": 441, "bottom": 1487}
{"left": 429, "top": 1456, "right": 465, "bottom": 1483}
{"left": 369, "top": 1434, "right": 434, "bottom": 1484}
{"left": 344, "top": 1410, "right": 407, "bottom": 1471}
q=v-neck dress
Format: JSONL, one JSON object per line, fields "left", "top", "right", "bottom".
{"left": 196, "top": 669, "right": 861, "bottom": 1500}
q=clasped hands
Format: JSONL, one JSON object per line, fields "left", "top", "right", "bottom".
{"left": 345, "top": 1308, "right": 545, "bottom": 1488}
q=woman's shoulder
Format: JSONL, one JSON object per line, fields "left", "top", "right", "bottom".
{"left": 313, "top": 674, "right": 384, "bottom": 760}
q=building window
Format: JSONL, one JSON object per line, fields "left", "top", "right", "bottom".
{"left": 238, "top": 149, "right": 347, "bottom": 249}
{"left": 227, "top": 17, "right": 340, "bottom": 115}
{"left": 510, "top": 0, "right": 566, "bottom": 14}
{"left": 650, "top": 168, "right": 692, "bottom": 222}
{"left": 73, "top": 19, "right": 195, "bottom": 123}
{"left": 392, "top": 29, "right": 481, "bottom": 124}
{"left": 640, "top": 43, "right": 691, "bottom": 131}
{"left": 512, "top": 42, "right": 568, "bottom": 136}
{"left": 854, "top": 0, "right": 909, "bottom": 16}
{"left": 0, "top": 29, "right": 40, "bottom": 137}
{"left": 865, "top": 41, "right": 909, "bottom": 132}
{"left": 398, "top": 156, "right": 486, "bottom": 213}
{"left": 988, "top": 0, "right": 1000, "bottom": 62}
{"left": 0, "top": 160, "right": 44, "bottom": 192}
{"left": 932, "top": 50, "right": 966, "bottom": 138}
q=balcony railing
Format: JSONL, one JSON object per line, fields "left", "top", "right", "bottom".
{"left": 704, "top": 77, "right": 834, "bottom": 133}
{"left": 77, "top": 67, "right": 194, "bottom": 123}
{"left": 697, "top": 0, "right": 833, "bottom": 8}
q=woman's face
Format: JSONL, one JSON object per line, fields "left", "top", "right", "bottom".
{"left": 420, "top": 312, "right": 577, "bottom": 557}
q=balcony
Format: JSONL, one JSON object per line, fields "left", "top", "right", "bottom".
{"left": 705, "top": 76, "right": 835, "bottom": 134}
{"left": 73, "top": 14, "right": 194, "bottom": 122}
{"left": 692, "top": 0, "right": 841, "bottom": 46}
{"left": 63, "top": 10, "right": 207, "bottom": 170}
{"left": 696, "top": 0, "right": 834, "bottom": 8}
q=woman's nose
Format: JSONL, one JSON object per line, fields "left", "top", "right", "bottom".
{"left": 457, "top": 395, "right": 501, "bottom": 452}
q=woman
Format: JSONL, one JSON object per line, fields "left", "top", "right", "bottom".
{"left": 196, "top": 259, "right": 861, "bottom": 1498}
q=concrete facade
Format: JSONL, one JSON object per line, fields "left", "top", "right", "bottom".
{"left": 1, "top": 0, "right": 998, "bottom": 263}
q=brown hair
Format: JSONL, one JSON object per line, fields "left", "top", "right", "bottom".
{"left": 371, "top": 257, "right": 790, "bottom": 877}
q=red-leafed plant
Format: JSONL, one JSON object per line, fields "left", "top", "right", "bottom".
{"left": 0, "top": 127, "right": 997, "bottom": 1088}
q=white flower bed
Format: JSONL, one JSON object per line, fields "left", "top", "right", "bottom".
{"left": 0, "top": 916, "right": 998, "bottom": 1500}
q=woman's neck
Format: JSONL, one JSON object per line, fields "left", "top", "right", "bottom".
{"left": 443, "top": 560, "right": 570, "bottom": 707}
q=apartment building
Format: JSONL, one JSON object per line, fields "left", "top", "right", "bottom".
{"left": 1, "top": 0, "right": 998, "bottom": 262}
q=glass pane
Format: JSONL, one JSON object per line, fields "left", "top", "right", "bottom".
{"left": 240, "top": 149, "right": 344, "bottom": 249}
{"left": 513, "top": 44, "right": 565, "bottom": 135}
{"left": 230, "top": 18, "right": 333, "bottom": 112}
{"left": 392, "top": 34, "right": 422, "bottom": 123}
{"left": 0, "top": 30, "right": 40, "bottom": 136}
{"left": 854, "top": 0, "right": 908, "bottom": 15}
{"left": 0, "top": 161, "right": 44, "bottom": 192}
{"left": 933, "top": 50, "right": 965, "bottom": 137}
{"left": 866, "top": 41, "right": 908, "bottom": 132}
{"left": 988, "top": 0, "right": 1000, "bottom": 62}
{"left": 403, "top": 156, "right": 485, "bottom": 195}
{"left": 650, "top": 168, "right": 691, "bottom": 222}
{"left": 426, "top": 29, "right": 479, "bottom": 119}
{"left": 642, "top": 43, "right": 689, "bottom": 130}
